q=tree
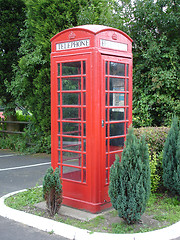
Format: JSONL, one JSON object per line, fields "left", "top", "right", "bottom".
{"left": 109, "top": 127, "right": 150, "bottom": 224}
{"left": 77, "top": 0, "right": 127, "bottom": 31}
{"left": 78, "top": 0, "right": 180, "bottom": 127}
{"left": 10, "top": 0, "right": 85, "bottom": 135}
{"left": 123, "top": 0, "right": 180, "bottom": 127}
{"left": 162, "top": 116, "right": 180, "bottom": 195}
{"left": 0, "top": 0, "right": 26, "bottom": 116}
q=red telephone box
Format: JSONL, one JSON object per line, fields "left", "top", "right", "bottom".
{"left": 51, "top": 25, "right": 133, "bottom": 213}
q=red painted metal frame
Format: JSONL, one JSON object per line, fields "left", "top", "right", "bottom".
{"left": 51, "top": 25, "right": 133, "bottom": 213}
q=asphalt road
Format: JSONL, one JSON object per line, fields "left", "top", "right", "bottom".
{"left": 0, "top": 149, "right": 180, "bottom": 240}
{"left": 0, "top": 149, "right": 69, "bottom": 240}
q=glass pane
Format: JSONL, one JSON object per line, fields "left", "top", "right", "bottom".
{"left": 62, "top": 122, "right": 81, "bottom": 136}
{"left": 110, "top": 122, "right": 124, "bottom": 136}
{"left": 62, "top": 93, "right": 81, "bottom": 105}
{"left": 126, "top": 79, "right": 129, "bottom": 91}
{"left": 105, "top": 61, "right": 108, "bottom": 75}
{"left": 110, "top": 78, "right": 125, "bottom": 91}
{"left": 106, "top": 139, "right": 108, "bottom": 152}
{"left": 62, "top": 61, "right": 81, "bottom": 75}
{"left": 110, "top": 108, "right": 124, "bottom": 121}
{"left": 106, "top": 77, "right": 108, "bottom": 90}
{"left": 110, "top": 93, "right": 125, "bottom": 106}
{"left": 83, "top": 169, "right": 86, "bottom": 183}
{"left": 83, "top": 108, "right": 86, "bottom": 121}
{"left": 110, "top": 62, "right": 125, "bottom": 76}
{"left": 58, "top": 108, "right": 60, "bottom": 119}
{"left": 62, "top": 166, "right": 81, "bottom": 182}
{"left": 106, "top": 154, "right": 108, "bottom": 167}
{"left": 126, "top": 64, "right": 129, "bottom": 76}
{"left": 110, "top": 137, "right": 124, "bottom": 148}
{"left": 62, "top": 137, "right": 82, "bottom": 151}
{"left": 58, "top": 93, "right": 60, "bottom": 105}
{"left": 62, "top": 108, "right": 80, "bottom": 120}
{"left": 83, "top": 61, "right": 86, "bottom": 75}
{"left": 106, "top": 124, "right": 108, "bottom": 137}
{"left": 109, "top": 152, "right": 122, "bottom": 167}
{"left": 62, "top": 152, "right": 81, "bottom": 166}
{"left": 62, "top": 77, "right": 81, "bottom": 90}
{"left": 58, "top": 136, "right": 61, "bottom": 148}
{"left": 57, "top": 63, "right": 60, "bottom": 76}
{"left": 58, "top": 78, "right": 60, "bottom": 91}
{"left": 83, "top": 124, "right": 86, "bottom": 136}
{"left": 58, "top": 151, "right": 61, "bottom": 163}
{"left": 83, "top": 77, "right": 86, "bottom": 90}
{"left": 126, "top": 122, "right": 129, "bottom": 134}
{"left": 126, "top": 93, "right": 129, "bottom": 106}
{"left": 83, "top": 93, "right": 86, "bottom": 105}
{"left": 83, "top": 139, "right": 86, "bottom": 151}
{"left": 106, "top": 93, "right": 108, "bottom": 106}
{"left": 83, "top": 154, "right": 86, "bottom": 167}
{"left": 106, "top": 109, "right": 108, "bottom": 121}
{"left": 58, "top": 122, "right": 60, "bottom": 134}
{"left": 106, "top": 169, "right": 108, "bottom": 183}
{"left": 126, "top": 108, "right": 128, "bottom": 120}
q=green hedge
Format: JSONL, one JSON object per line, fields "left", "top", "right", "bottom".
{"left": 134, "top": 127, "right": 169, "bottom": 193}
{"left": 134, "top": 127, "right": 169, "bottom": 155}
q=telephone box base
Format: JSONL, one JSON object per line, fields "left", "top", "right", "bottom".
{"left": 62, "top": 196, "right": 112, "bottom": 214}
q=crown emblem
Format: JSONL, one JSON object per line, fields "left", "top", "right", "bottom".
{"left": 112, "top": 33, "right": 117, "bottom": 40}
{"left": 69, "top": 31, "right": 76, "bottom": 39}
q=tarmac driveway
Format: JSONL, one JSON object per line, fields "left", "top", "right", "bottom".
{"left": 0, "top": 149, "right": 69, "bottom": 240}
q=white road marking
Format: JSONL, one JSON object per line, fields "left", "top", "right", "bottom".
{"left": 0, "top": 154, "right": 17, "bottom": 158}
{"left": 0, "top": 162, "right": 51, "bottom": 172}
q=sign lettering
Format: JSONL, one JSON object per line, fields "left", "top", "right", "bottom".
{"left": 56, "top": 39, "right": 90, "bottom": 51}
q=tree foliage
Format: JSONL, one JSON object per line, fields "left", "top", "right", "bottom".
{"left": 10, "top": 0, "right": 84, "bottom": 134}
{"left": 0, "top": 0, "right": 26, "bottom": 114}
{"left": 125, "top": 0, "right": 180, "bottom": 127}
{"left": 162, "top": 116, "right": 180, "bottom": 195}
{"left": 1, "top": 0, "right": 179, "bottom": 151}
{"left": 109, "top": 127, "right": 150, "bottom": 224}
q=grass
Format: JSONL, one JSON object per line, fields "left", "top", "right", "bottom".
{"left": 4, "top": 186, "right": 180, "bottom": 234}
{"left": 5, "top": 186, "right": 43, "bottom": 210}
{"left": 145, "top": 193, "right": 180, "bottom": 225}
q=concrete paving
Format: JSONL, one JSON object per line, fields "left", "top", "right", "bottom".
{"left": 0, "top": 149, "right": 180, "bottom": 240}
{"left": 35, "top": 201, "right": 112, "bottom": 221}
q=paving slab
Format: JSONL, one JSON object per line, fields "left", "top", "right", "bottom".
{"left": 35, "top": 201, "right": 112, "bottom": 221}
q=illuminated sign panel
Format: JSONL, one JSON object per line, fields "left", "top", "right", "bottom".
{"left": 100, "top": 39, "right": 127, "bottom": 51}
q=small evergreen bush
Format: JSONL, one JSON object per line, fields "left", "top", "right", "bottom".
{"left": 43, "top": 167, "right": 62, "bottom": 216}
{"left": 162, "top": 116, "right": 180, "bottom": 195}
{"left": 109, "top": 127, "right": 151, "bottom": 224}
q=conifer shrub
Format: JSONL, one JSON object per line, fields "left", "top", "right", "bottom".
{"left": 43, "top": 167, "right": 62, "bottom": 216}
{"left": 162, "top": 116, "right": 180, "bottom": 195}
{"left": 109, "top": 127, "right": 151, "bottom": 224}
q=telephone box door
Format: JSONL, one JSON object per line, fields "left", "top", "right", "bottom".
{"left": 101, "top": 55, "right": 132, "bottom": 201}
{"left": 51, "top": 54, "right": 91, "bottom": 192}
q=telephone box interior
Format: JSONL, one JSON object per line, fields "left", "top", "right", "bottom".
{"left": 51, "top": 25, "right": 133, "bottom": 213}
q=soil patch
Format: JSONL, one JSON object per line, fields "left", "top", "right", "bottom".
{"left": 22, "top": 203, "right": 169, "bottom": 234}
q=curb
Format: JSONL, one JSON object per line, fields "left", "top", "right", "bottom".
{"left": 0, "top": 189, "right": 180, "bottom": 240}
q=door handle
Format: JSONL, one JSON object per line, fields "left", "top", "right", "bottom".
{"left": 102, "top": 120, "right": 104, "bottom": 127}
